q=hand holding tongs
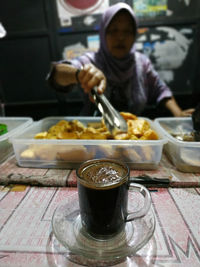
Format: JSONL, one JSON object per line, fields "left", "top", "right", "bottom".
{"left": 90, "top": 86, "right": 128, "bottom": 135}
{"left": 65, "top": 65, "right": 128, "bottom": 135}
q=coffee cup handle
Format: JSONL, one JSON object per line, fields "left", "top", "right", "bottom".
{"left": 125, "top": 182, "right": 151, "bottom": 221}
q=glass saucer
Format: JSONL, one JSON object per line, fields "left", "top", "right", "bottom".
{"left": 52, "top": 191, "right": 155, "bottom": 266}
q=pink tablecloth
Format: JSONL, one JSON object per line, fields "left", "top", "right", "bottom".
{"left": 0, "top": 186, "right": 199, "bottom": 267}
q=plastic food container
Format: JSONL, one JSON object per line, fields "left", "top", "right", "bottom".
{"left": 11, "top": 116, "right": 167, "bottom": 169}
{"left": 155, "top": 117, "right": 200, "bottom": 172}
{"left": 0, "top": 117, "right": 33, "bottom": 163}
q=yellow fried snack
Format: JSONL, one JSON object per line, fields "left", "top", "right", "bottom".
{"left": 57, "top": 131, "right": 80, "bottom": 139}
{"left": 129, "top": 134, "right": 138, "bottom": 140}
{"left": 78, "top": 126, "right": 106, "bottom": 139}
{"left": 20, "top": 113, "right": 160, "bottom": 162}
{"left": 79, "top": 132, "right": 108, "bottom": 140}
{"left": 34, "top": 145, "right": 58, "bottom": 160}
{"left": 20, "top": 144, "right": 94, "bottom": 162}
{"left": 87, "top": 122, "right": 103, "bottom": 129}
{"left": 127, "top": 119, "right": 150, "bottom": 137}
{"left": 33, "top": 113, "right": 159, "bottom": 142}
{"left": 122, "top": 147, "right": 141, "bottom": 162}
{"left": 56, "top": 145, "right": 94, "bottom": 161}
{"left": 140, "top": 146, "right": 155, "bottom": 161}
{"left": 140, "top": 129, "right": 159, "bottom": 140}
{"left": 20, "top": 148, "right": 36, "bottom": 159}
{"left": 120, "top": 112, "right": 138, "bottom": 121}
{"left": 95, "top": 145, "right": 122, "bottom": 159}
{"left": 114, "top": 132, "right": 129, "bottom": 140}
{"left": 21, "top": 144, "right": 58, "bottom": 161}
{"left": 34, "top": 131, "right": 48, "bottom": 139}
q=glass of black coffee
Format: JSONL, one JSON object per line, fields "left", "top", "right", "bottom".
{"left": 76, "top": 159, "right": 151, "bottom": 239}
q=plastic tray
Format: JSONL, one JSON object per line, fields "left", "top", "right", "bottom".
{"left": 155, "top": 117, "right": 200, "bottom": 172}
{"left": 11, "top": 116, "right": 167, "bottom": 169}
{"left": 0, "top": 117, "right": 33, "bottom": 163}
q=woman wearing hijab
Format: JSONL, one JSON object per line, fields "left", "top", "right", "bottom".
{"left": 48, "top": 2, "right": 194, "bottom": 117}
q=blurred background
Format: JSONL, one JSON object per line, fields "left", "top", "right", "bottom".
{"left": 0, "top": 0, "right": 200, "bottom": 120}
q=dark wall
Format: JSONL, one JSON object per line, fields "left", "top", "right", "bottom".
{"left": 0, "top": 0, "right": 200, "bottom": 120}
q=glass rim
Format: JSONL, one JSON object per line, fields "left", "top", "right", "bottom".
{"left": 76, "top": 158, "right": 130, "bottom": 189}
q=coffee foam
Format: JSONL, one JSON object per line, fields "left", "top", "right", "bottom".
{"left": 79, "top": 162, "right": 127, "bottom": 188}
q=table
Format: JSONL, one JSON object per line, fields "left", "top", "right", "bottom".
{"left": 0, "top": 155, "right": 200, "bottom": 267}
{"left": 1, "top": 154, "right": 200, "bottom": 188}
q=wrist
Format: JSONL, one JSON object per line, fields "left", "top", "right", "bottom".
{"left": 55, "top": 64, "right": 78, "bottom": 85}
{"left": 172, "top": 109, "right": 182, "bottom": 117}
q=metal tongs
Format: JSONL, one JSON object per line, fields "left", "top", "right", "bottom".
{"left": 90, "top": 86, "right": 128, "bottom": 135}
{"left": 70, "top": 65, "right": 127, "bottom": 135}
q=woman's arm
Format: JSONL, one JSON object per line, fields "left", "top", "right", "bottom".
{"left": 164, "top": 96, "right": 194, "bottom": 117}
{"left": 52, "top": 63, "right": 106, "bottom": 94}
{"left": 54, "top": 63, "right": 78, "bottom": 86}
{"left": 142, "top": 53, "right": 194, "bottom": 117}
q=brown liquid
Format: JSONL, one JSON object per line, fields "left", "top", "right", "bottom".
{"left": 80, "top": 162, "right": 127, "bottom": 188}
{"left": 77, "top": 161, "right": 128, "bottom": 237}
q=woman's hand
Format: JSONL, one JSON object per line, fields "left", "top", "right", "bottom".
{"left": 164, "top": 97, "right": 195, "bottom": 117}
{"left": 178, "top": 108, "right": 195, "bottom": 117}
{"left": 78, "top": 64, "right": 106, "bottom": 95}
